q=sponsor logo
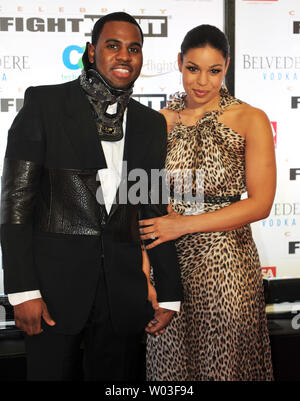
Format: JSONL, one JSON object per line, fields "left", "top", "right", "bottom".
{"left": 294, "top": 21, "right": 300, "bottom": 34}
{"left": 60, "top": 72, "right": 81, "bottom": 82}
{"left": 127, "top": 16, "right": 168, "bottom": 38}
{"left": 0, "top": 55, "right": 30, "bottom": 81}
{"left": 291, "top": 97, "right": 300, "bottom": 108}
{"left": 289, "top": 241, "right": 300, "bottom": 254}
{"left": 83, "top": 15, "right": 168, "bottom": 38}
{"left": 262, "top": 202, "right": 299, "bottom": 228}
{"left": 0, "top": 98, "right": 23, "bottom": 112}
{"left": 261, "top": 266, "right": 276, "bottom": 279}
{"left": 0, "top": 55, "right": 29, "bottom": 71}
{"left": 242, "top": 55, "right": 300, "bottom": 81}
{"left": 133, "top": 94, "right": 167, "bottom": 110}
{"left": 262, "top": 218, "right": 296, "bottom": 228}
{"left": 62, "top": 45, "right": 84, "bottom": 70}
{"left": 273, "top": 203, "right": 300, "bottom": 215}
{"left": 0, "top": 15, "right": 168, "bottom": 37}
{"left": 141, "top": 59, "right": 178, "bottom": 78}
{"left": 0, "top": 17, "right": 83, "bottom": 32}
{"left": 270, "top": 121, "right": 277, "bottom": 147}
{"left": 290, "top": 168, "right": 300, "bottom": 180}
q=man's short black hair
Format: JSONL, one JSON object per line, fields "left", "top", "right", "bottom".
{"left": 91, "top": 12, "right": 144, "bottom": 45}
{"left": 82, "top": 12, "right": 143, "bottom": 71}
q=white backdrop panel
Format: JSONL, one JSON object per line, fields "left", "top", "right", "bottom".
{"left": 235, "top": 0, "right": 300, "bottom": 279}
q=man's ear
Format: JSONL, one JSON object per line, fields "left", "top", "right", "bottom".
{"left": 88, "top": 43, "right": 95, "bottom": 64}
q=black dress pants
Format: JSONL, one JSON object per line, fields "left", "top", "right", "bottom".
{"left": 24, "top": 267, "right": 143, "bottom": 381}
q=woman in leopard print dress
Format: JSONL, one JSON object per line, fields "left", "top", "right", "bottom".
{"left": 139, "top": 25, "right": 275, "bottom": 381}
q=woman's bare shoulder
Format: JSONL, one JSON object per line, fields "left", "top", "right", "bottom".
{"left": 236, "top": 104, "right": 272, "bottom": 144}
{"left": 220, "top": 102, "right": 271, "bottom": 139}
{"left": 229, "top": 102, "right": 269, "bottom": 121}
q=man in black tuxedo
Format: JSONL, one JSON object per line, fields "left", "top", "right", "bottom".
{"left": 0, "top": 12, "right": 182, "bottom": 381}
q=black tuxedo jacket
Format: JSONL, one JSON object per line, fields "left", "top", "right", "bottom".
{"left": 0, "top": 78, "right": 182, "bottom": 335}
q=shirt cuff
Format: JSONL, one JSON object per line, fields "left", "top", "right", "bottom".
{"left": 8, "top": 290, "right": 42, "bottom": 306}
{"left": 158, "top": 301, "right": 181, "bottom": 312}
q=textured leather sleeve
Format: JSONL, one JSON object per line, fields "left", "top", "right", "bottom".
{"left": 1, "top": 158, "right": 42, "bottom": 225}
{"left": 0, "top": 86, "right": 44, "bottom": 293}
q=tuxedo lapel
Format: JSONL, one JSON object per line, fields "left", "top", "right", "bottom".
{"left": 63, "top": 79, "right": 107, "bottom": 169}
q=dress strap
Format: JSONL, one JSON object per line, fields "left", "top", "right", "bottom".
{"left": 177, "top": 111, "right": 183, "bottom": 125}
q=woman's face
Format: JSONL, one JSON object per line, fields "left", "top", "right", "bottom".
{"left": 178, "top": 45, "right": 229, "bottom": 109}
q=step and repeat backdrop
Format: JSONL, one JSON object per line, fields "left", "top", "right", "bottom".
{"left": 235, "top": 0, "right": 300, "bottom": 279}
{"left": 0, "top": 0, "right": 299, "bottom": 294}
{"left": 0, "top": 0, "right": 224, "bottom": 294}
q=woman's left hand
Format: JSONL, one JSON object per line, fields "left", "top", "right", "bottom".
{"left": 139, "top": 205, "right": 187, "bottom": 249}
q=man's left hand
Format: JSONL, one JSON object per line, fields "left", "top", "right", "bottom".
{"left": 145, "top": 307, "right": 175, "bottom": 336}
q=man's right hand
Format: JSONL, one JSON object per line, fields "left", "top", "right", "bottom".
{"left": 14, "top": 298, "right": 55, "bottom": 336}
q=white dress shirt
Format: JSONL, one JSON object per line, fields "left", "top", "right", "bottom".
{"left": 8, "top": 105, "right": 180, "bottom": 312}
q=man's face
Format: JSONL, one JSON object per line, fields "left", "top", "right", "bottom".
{"left": 88, "top": 20, "right": 143, "bottom": 89}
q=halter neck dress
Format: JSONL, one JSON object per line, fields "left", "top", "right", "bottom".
{"left": 146, "top": 87, "right": 273, "bottom": 381}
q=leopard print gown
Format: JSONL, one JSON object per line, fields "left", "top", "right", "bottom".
{"left": 146, "top": 87, "right": 274, "bottom": 381}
